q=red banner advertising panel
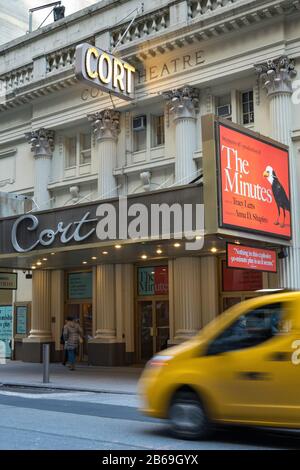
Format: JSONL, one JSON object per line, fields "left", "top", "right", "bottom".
{"left": 218, "top": 123, "right": 291, "bottom": 239}
{"left": 227, "top": 243, "right": 277, "bottom": 273}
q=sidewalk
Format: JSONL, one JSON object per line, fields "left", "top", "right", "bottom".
{"left": 0, "top": 361, "right": 143, "bottom": 394}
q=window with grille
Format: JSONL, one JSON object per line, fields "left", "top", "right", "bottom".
{"left": 241, "top": 90, "right": 254, "bottom": 125}
{"left": 64, "top": 133, "right": 91, "bottom": 169}
{"left": 80, "top": 133, "right": 91, "bottom": 165}
{"left": 151, "top": 114, "right": 165, "bottom": 147}
{"left": 64, "top": 137, "right": 77, "bottom": 169}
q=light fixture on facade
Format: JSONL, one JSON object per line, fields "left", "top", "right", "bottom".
{"left": 156, "top": 249, "right": 163, "bottom": 254}
{"left": 31, "top": 266, "right": 36, "bottom": 270}
{"left": 82, "top": 261, "right": 87, "bottom": 265}
{"left": 211, "top": 247, "right": 217, "bottom": 253}
{"left": 51, "top": 252, "right": 55, "bottom": 255}
{"left": 234, "top": 240, "right": 241, "bottom": 245}
{"left": 91, "top": 256, "right": 97, "bottom": 260}
{"left": 174, "top": 243, "right": 181, "bottom": 248}
{"left": 115, "top": 245, "right": 122, "bottom": 249}
{"left": 102, "top": 251, "right": 108, "bottom": 255}
{"left": 141, "top": 254, "right": 147, "bottom": 260}
{"left": 36, "top": 261, "right": 42, "bottom": 266}
{"left": 42, "top": 258, "right": 48, "bottom": 261}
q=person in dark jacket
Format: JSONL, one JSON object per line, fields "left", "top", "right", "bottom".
{"left": 60, "top": 319, "right": 68, "bottom": 366}
{"left": 63, "top": 316, "right": 83, "bottom": 370}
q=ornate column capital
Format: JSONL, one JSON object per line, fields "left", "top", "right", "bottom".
{"left": 25, "top": 128, "right": 55, "bottom": 158}
{"left": 88, "top": 109, "right": 121, "bottom": 141}
{"left": 255, "top": 56, "right": 297, "bottom": 96}
{"left": 162, "top": 86, "right": 200, "bottom": 120}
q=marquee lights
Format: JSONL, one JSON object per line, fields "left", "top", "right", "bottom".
{"left": 75, "top": 43, "right": 136, "bottom": 101}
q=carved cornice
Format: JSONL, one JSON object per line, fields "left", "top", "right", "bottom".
{"left": 1, "top": 0, "right": 300, "bottom": 111}
{"left": 25, "top": 128, "right": 55, "bottom": 158}
{"left": 255, "top": 55, "right": 297, "bottom": 96}
{"left": 163, "top": 86, "right": 200, "bottom": 119}
{"left": 88, "top": 109, "right": 121, "bottom": 141}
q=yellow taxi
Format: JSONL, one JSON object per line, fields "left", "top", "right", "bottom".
{"left": 139, "top": 291, "right": 300, "bottom": 439}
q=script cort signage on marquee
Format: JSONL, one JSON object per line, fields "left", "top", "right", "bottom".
{"left": 75, "top": 43, "right": 136, "bottom": 101}
{"left": 5, "top": 185, "right": 202, "bottom": 254}
{"left": 11, "top": 213, "right": 97, "bottom": 253}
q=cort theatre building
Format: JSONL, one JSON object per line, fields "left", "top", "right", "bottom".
{"left": 0, "top": 0, "right": 300, "bottom": 365}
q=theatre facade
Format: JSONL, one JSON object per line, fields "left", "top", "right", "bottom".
{"left": 0, "top": 0, "right": 300, "bottom": 365}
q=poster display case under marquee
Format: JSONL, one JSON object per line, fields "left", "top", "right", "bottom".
{"left": 13, "top": 302, "right": 31, "bottom": 360}
{"left": 0, "top": 305, "right": 13, "bottom": 359}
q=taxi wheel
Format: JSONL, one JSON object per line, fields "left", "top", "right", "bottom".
{"left": 169, "top": 391, "right": 211, "bottom": 440}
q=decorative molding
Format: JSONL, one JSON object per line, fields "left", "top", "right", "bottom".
{"left": 140, "top": 171, "right": 152, "bottom": 191}
{"left": 25, "top": 128, "right": 55, "bottom": 158}
{"left": 87, "top": 110, "right": 121, "bottom": 141}
{"left": 1, "top": 1, "right": 300, "bottom": 112}
{"left": 0, "top": 147, "right": 17, "bottom": 159}
{"left": 255, "top": 55, "right": 297, "bottom": 96}
{"left": 163, "top": 86, "right": 200, "bottom": 120}
{"left": 110, "top": 7, "right": 169, "bottom": 49}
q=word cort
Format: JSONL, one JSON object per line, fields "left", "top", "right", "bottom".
{"left": 75, "top": 43, "right": 135, "bottom": 101}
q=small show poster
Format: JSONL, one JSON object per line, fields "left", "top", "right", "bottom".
{"left": 0, "top": 306, "right": 13, "bottom": 359}
{"left": 222, "top": 261, "right": 263, "bottom": 292}
{"left": 218, "top": 123, "right": 291, "bottom": 239}
{"left": 16, "top": 306, "right": 27, "bottom": 335}
{"left": 68, "top": 272, "right": 93, "bottom": 300}
{"left": 138, "top": 266, "right": 168, "bottom": 296}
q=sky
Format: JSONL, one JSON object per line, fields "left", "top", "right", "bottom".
{"left": 24, "top": 0, "right": 101, "bottom": 26}
{"left": 0, "top": 0, "right": 102, "bottom": 45}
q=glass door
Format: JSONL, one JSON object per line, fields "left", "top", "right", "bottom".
{"left": 65, "top": 303, "right": 92, "bottom": 362}
{"left": 138, "top": 301, "right": 153, "bottom": 362}
{"left": 137, "top": 300, "right": 169, "bottom": 362}
{"left": 156, "top": 300, "right": 169, "bottom": 353}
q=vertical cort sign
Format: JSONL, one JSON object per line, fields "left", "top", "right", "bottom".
{"left": 75, "top": 43, "right": 136, "bottom": 101}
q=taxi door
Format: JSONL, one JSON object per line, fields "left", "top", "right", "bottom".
{"left": 201, "top": 300, "right": 300, "bottom": 426}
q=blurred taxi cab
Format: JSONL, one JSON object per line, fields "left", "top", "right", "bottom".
{"left": 139, "top": 291, "right": 300, "bottom": 439}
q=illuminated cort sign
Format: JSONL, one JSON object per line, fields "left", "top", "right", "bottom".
{"left": 75, "top": 43, "right": 135, "bottom": 101}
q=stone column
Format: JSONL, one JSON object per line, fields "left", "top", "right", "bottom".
{"left": 23, "top": 270, "right": 53, "bottom": 362}
{"left": 25, "top": 128, "right": 55, "bottom": 210}
{"left": 89, "top": 264, "right": 126, "bottom": 365}
{"left": 163, "top": 86, "right": 200, "bottom": 185}
{"left": 256, "top": 56, "right": 300, "bottom": 288}
{"left": 115, "top": 264, "right": 135, "bottom": 364}
{"left": 200, "top": 256, "right": 219, "bottom": 326}
{"left": 88, "top": 110, "right": 120, "bottom": 199}
{"left": 172, "top": 257, "right": 202, "bottom": 342}
{"left": 50, "top": 270, "right": 64, "bottom": 358}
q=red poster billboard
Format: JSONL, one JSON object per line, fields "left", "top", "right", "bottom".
{"left": 154, "top": 266, "right": 168, "bottom": 295}
{"left": 222, "top": 261, "right": 263, "bottom": 292}
{"left": 217, "top": 123, "right": 291, "bottom": 239}
{"left": 227, "top": 243, "right": 277, "bottom": 273}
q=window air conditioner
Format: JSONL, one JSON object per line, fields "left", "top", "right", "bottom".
{"left": 133, "top": 115, "right": 147, "bottom": 131}
{"left": 216, "top": 104, "right": 231, "bottom": 118}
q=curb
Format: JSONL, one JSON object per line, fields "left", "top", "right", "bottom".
{"left": 0, "top": 382, "right": 136, "bottom": 396}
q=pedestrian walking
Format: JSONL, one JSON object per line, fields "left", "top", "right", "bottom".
{"left": 60, "top": 319, "right": 68, "bottom": 366}
{"left": 63, "top": 316, "right": 83, "bottom": 371}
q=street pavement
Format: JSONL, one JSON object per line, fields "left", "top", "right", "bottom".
{"left": 0, "top": 387, "right": 299, "bottom": 450}
{"left": 0, "top": 361, "right": 141, "bottom": 393}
